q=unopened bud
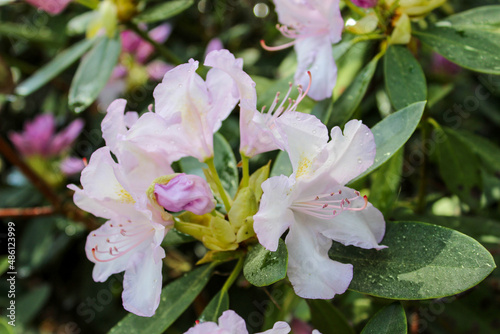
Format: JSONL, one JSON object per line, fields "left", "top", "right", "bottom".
{"left": 154, "top": 173, "right": 215, "bottom": 215}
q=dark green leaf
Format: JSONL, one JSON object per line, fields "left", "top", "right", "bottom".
{"left": 162, "top": 228, "right": 195, "bottom": 246}
{"left": 198, "top": 290, "right": 229, "bottom": 323}
{"left": 369, "top": 149, "right": 403, "bottom": 216}
{"left": 330, "top": 221, "right": 496, "bottom": 299}
{"left": 0, "top": 22, "right": 57, "bottom": 44}
{"left": 434, "top": 126, "right": 482, "bottom": 208}
{"left": 414, "top": 27, "right": 500, "bottom": 75}
{"left": 308, "top": 300, "right": 355, "bottom": 334}
{"left": 361, "top": 303, "right": 407, "bottom": 334}
{"left": 327, "top": 56, "right": 379, "bottom": 128}
{"left": 16, "top": 38, "right": 95, "bottom": 96}
{"left": 108, "top": 264, "right": 215, "bottom": 334}
{"left": 17, "top": 284, "right": 51, "bottom": 325}
{"left": 350, "top": 101, "right": 426, "bottom": 183}
{"left": 384, "top": 45, "right": 427, "bottom": 110}
{"left": 444, "top": 5, "right": 500, "bottom": 31}
{"left": 134, "top": 0, "right": 194, "bottom": 23}
{"left": 179, "top": 156, "right": 206, "bottom": 178}
{"left": 452, "top": 129, "right": 500, "bottom": 174}
{"left": 243, "top": 239, "right": 287, "bottom": 287}
{"left": 270, "top": 151, "right": 292, "bottom": 177}
{"left": 214, "top": 132, "right": 238, "bottom": 198}
{"left": 69, "top": 35, "right": 121, "bottom": 112}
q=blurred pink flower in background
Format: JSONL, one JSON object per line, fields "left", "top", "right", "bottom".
{"left": 351, "top": 0, "right": 378, "bottom": 8}
{"left": 431, "top": 53, "right": 461, "bottom": 76}
{"left": 9, "top": 114, "right": 83, "bottom": 158}
{"left": 26, "top": 0, "right": 72, "bottom": 14}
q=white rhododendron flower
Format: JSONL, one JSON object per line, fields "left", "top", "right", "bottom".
{"left": 254, "top": 112, "right": 386, "bottom": 299}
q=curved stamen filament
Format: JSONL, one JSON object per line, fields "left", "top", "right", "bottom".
{"left": 260, "top": 39, "right": 297, "bottom": 52}
{"left": 291, "top": 191, "right": 369, "bottom": 219}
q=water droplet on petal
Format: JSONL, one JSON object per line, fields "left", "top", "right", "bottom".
{"left": 357, "top": 158, "right": 362, "bottom": 164}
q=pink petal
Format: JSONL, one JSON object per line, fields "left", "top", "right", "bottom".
{"left": 60, "top": 156, "right": 85, "bottom": 176}
{"left": 26, "top": 0, "right": 72, "bottom": 14}
{"left": 24, "top": 114, "right": 56, "bottom": 156}
{"left": 49, "top": 118, "right": 84, "bottom": 155}
{"left": 258, "top": 321, "right": 291, "bottom": 334}
{"left": 218, "top": 310, "right": 248, "bottom": 333}
{"left": 146, "top": 60, "right": 174, "bottom": 81}
{"left": 204, "top": 38, "right": 224, "bottom": 57}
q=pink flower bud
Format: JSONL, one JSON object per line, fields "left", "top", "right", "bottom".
{"left": 351, "top": 0, "right": 378, "bottom": 8}
{"left": 154, "top": 174, "right": 215, "bottom": 215}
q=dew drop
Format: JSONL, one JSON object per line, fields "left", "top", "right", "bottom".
{"left": 357, "top": 158, "right": 362, "bottom": 164}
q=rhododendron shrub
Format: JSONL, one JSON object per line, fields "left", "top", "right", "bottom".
{"left": 2, "top": 1, "right": 498, "bottom": 333}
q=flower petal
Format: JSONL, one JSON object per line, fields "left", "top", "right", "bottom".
{"left": 319, "top": 193, "right": 387, "bottom": 249}
{"left": 294, "top": 35, "right": 337, "bottom": 101}
{"left": 274, "top": 111, "right": 328, "bottom": 175}
{"left": 50, "top": 118, "right": 84, "bottom": 155}
{"left": 286, "top": 219, "right": 353, "bottom": 299}
{"left": 218, "top": 310, "right": 248, "bottom": 333}
{"left": 320, "top": 120, "right": 376, "bottom": 185}
{"left": 258, "top": 321, "right": 291, "bottom": 334}
{"left": 254, "top": 175, "right": 296, "bottom": 251}
{"left": 122, "top": 245, "right": 165, "bottom": 317}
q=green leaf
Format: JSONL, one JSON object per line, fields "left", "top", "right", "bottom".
{"left": 434, "top": 126, "right": 482, "bottom": 208}
{"left": 327, "top": 56, "right": 379, "bottom": 128}
{"left": 384, "top": 45, "right": 427, "bottom": 110}
{"left": 162, "top": 228, "right": 195, "bottom": 246}
{"left": 0, "top": 318, "right": 14, "bottom": 334}
{"left": 16, "top": 38, "right": 95, "bottom": 96}
{"left": 134, "top": 0, "right": 194, "bottom": 23}
{"left": 350, "top": 101, "right": 426, "bottom": 183}
{"left": 0, "top": 256, "right": 8, "bottom": 276}
{"left": 452, "top": 129, "right": 500, "bottom": 174}
{"left": 361, "top": 303, "right": 407, "bottom": 334}
{"left": 414, "top": 24, "right": 500, "bottom": 74}
{"left": 17, "top": 284, "right": 51, "bottom": 325}
{"left": 308, "top": 300, "right": 355, "bottom": 334}
{"left": 329, "top": 221, "right": 496, "bottom": 299}
{"left": 108, "top": 264, "right": 215, "bottom": 334}
{"left": 243, "top": 239, "right": 288, "bottom": 287}
{"left": 214, "top": 133, "right": 238, "bottom": 198}
{"left": 444, "top": 5, "right": 500, "bottom": 32}
{"left": 67, "top": 12, "right": 96, "bottom": 36}
{"left": 199, "top": 290, "right": 229, "bottom": 323}
{"left": 179, "top": 156, "right": 206, "bottom": 178}
{"left": 69, "top": 35, "right": 121, "bottom": 112}
{"left": 270, "top": 151, "right": 292, "bottom": 177}
{"left": 0, "top": 22, "right": 57, "bottom": 44}
{"left": 369, "top": 149, "right": 403, "bottom": 216}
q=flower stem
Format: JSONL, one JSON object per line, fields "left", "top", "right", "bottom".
{"left": 345, "top": 0, "right": 367, "bottom": 17}
{"left": 221, "top": 256, "right": 244, "bottom": 293}
{"left": 125, "top": 22, "right": 182, "bottom": 66}
{"left": 351, "top": 34, "right": 386, "bottom": 46}
{"left": 241, "top": 155, "right": 250, "bottom": 188}
{"left": 206, "top": 158, "right": 232, "bottom": 212}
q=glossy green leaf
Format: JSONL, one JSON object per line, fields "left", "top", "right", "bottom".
{"left": 327, "top": 56, "right": 379, "bottom": 128}
{"left": 350, "top": 101, "right": 426, "bottom": 183}
{"left": 214, "top": 132, "right": 238, "bottom": 198}
{"left": 134, "top": 0, "right": 194, "bottom": 23}
{"left": 270, "top": 151, "right": 292, "bottom": 177}
{"left": 369, "top": 149, "right": 403, "bottom": 216}
{"left": 16, "top": 38, "right": 95, "bottom": 96}
{"left": 179, "top": 156, "right": 206, "bottom": 178}
{"left": 329, "top": 221, "right": 496, "bottom": 299}
{"left": 444, "top": 5, "right": 500, "bottom": 32}
{"left": 309, "top": 300, "right": 355, "bottom": 334}
{"left": 434, "top": 126, "right": 482, "bottom": 208}
{"left": 108, "top": 264, "right": 215, "bottom": 334}
{"left": 243, "top": 239, "right": 287, "bottom": 287}
{"left": 199, "top": 290, "right": 229, "bottom": 323}
{"left": 361, "top": 303, "right": 407, "bottom": 334}
{"left": 384, "top": 45, "right": 427, "bottom": 110}
{"left": 69, "top": 35, "right": 121, "bottom": 112}
{"left": 414, "top": 25, "right": 500, "bottom": 75}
